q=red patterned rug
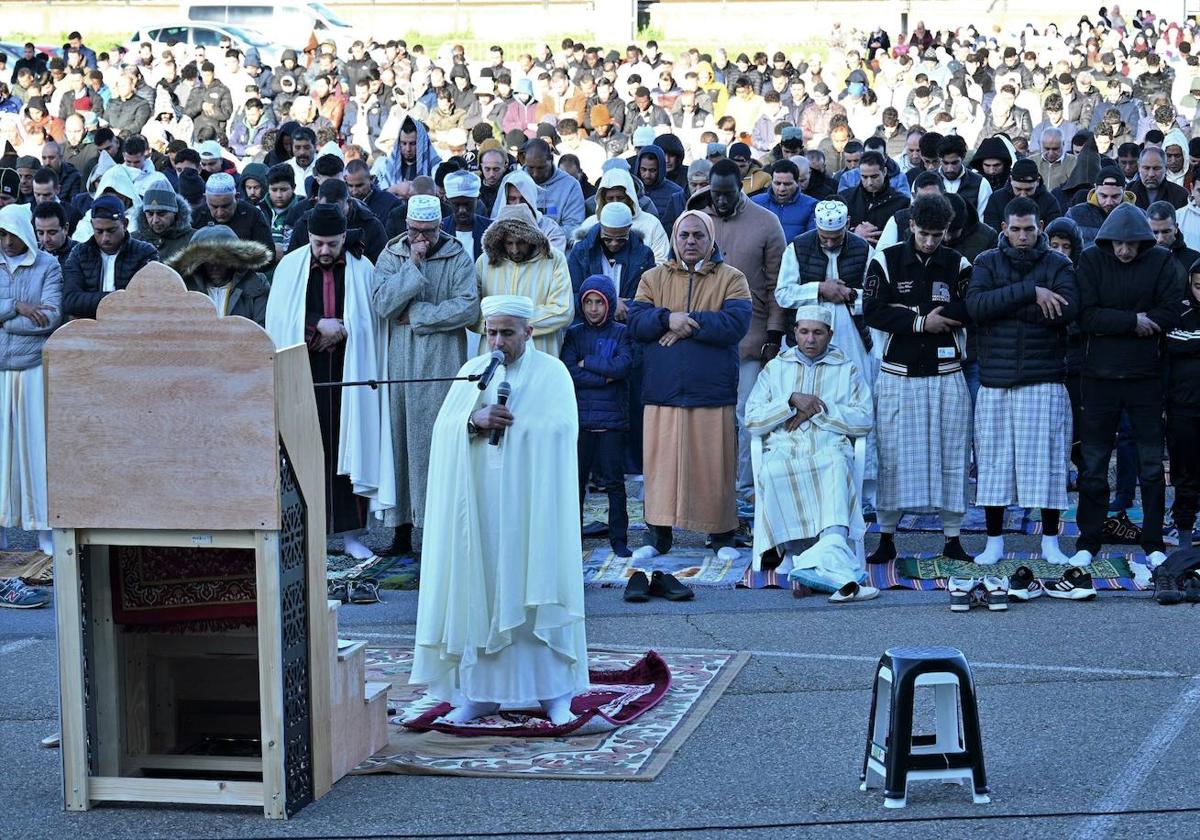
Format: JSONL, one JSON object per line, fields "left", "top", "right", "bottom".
{"left": 403, "top": 651, "right": 671, "bottom": 737}
{"left": 110, "top": 546, "right": 258, "bottom": 625}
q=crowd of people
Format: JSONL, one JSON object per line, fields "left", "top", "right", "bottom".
{"left": 2, "top": 6, "right": 1200, "bottom": 610}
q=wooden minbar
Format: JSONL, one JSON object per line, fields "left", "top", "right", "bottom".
{"left": 44, "top": 264, "right": 389, "bottom": 819}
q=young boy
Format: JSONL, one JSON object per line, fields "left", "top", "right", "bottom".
{"left": 1167, "top": 263, "right": 1200, "bottom": 546}
{"left": 561, "top": 275, "right": 635, "bottom": 556}
{"left": 264, "top": 163, "right": 300, "bottom": 262}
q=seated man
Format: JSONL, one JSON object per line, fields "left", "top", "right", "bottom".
{"left": 745, "top": 306, "right": 876, "bottom": 601}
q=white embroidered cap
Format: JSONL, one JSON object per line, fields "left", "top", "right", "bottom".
{"left": 814, "top": 199, "right": 849, "bottom": 231}
{"left": 406, "top": 194, "right": 443, "bottom": 222}
{"left": 794, "top": 304, "right": 834, "bottom": 327}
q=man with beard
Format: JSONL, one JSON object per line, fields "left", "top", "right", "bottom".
{"left": 130, "top": 183, "right": 194, "bottom": 262}
{"left": 192, "top": 172, "right": 274, "bottom": 257}
{"left": 62, "top": 195, "right": 158, "bottom": 317}
{"left": 441, "top": 170, "right": 490, "bottom": 260}
{"left": 937, "top": 134, "right": 991, "bottom": 216}
{"left": 287, "top": 126, "right": 318, "bottom": 184}
{"left": 1067, "top": 166, "right": 1138, "bottom": 247}
{"left": 266, "top": 203, "right": 393, "bottom": 561}
{"left": 839, "top": 151, "right": 908, "bottom": 249}
{"left": 1131, "top": 146, "right": 1188, "bottom": 209}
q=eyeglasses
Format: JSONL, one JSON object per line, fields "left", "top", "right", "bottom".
{"left": 407, "top": 226, "right": 438, "bottom": 240}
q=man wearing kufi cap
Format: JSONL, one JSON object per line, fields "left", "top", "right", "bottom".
{"left": 745, "top": 303, "right": 875, "bottom": 601}
{"left": 192, "top": 170, "right": 275, "bottom": 256}
{"left": 776, "top": 198, "right": 874, "bottom": 395}
{"left": 412, "top": 292, "right": 588, "bottom": 726}
{"left": 369, "top": 192, "right": 479, "bottom": 555}
{"left": 473, "top": 207, "right": 573, "bottom": 356}
{"left": 441, "top": 169, "right": 490, "bottom": 260}
{"left": 266, "top": 202, "right": 395, "bottom": 560}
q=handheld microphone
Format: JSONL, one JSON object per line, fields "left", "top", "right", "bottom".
{"left": 489, "top": 381, "right": 511, "bottom": 446}
{"left": 477, "top": 350, "right": 505, "bottom": 390}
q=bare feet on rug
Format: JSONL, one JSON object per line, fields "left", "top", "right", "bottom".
{"left": 441, "top": 701, "right": 500, "bottom": 724}
{"left": 540, "top": 692, "right": 575, "bottom": 726}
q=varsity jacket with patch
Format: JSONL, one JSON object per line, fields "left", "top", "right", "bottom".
{"left": 863, "top": 238, "right": 972, "bottom": 377}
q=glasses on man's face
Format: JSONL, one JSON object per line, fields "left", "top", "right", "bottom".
{"left": 408, "top": 226, "right": 438, "bottom": 241}
{"left": 601, "top": 234, "right": 629, "bottom": 246}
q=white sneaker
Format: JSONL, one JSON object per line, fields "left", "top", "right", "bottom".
{"left": 1069, "top": 549, "right": 1094, "bottom": 567}
{"left": 631, "top": 546, "right": 661, "bottom": 563}
{"left": 828, "top": 580, "right": 879, "bottom": 603}
{"left": 1131, "top": 563, "right": 1153, "bottom": 587}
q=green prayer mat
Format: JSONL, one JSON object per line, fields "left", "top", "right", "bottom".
{"left": 897, "top": 554, "right": 1132, "bottom": 581}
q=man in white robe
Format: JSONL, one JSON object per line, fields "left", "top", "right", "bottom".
{"left": 412, "top": 294, "right": 588, "bottom": 725}
{"left": 746, "top": 306, "right": 876, "bottom": 599}
{"left": 265, "top": 203, "right": 394, "bottom": 559}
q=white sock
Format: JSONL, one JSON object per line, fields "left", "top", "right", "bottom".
{"left": 343, "top": 535, "right": 373, "bottom": 560}
{"left": 441, "top": 700, "right": 500, "bottom": 724}
{"left": 631, "top": 546, "right": 660, "bottom": 562}
{"left": 37, "top": 530, "right": 53, "bottom": 557}
{"left": 1146, "top": 550, "right": 1167, "bottom": 570}
{"left": 1069, "top": 549, "right": 1094, "bottom": 567}
{"left": 1040, "top": 535, "right": 1071, "bottom": 565}
{"left": 975, "top": 536, "right": 1004, "bottom": 566}
{"left": 715, "top": 546, "right": 740, "bottom": 562}
{"left": 539, "top": 691, "right": 575, "bottom": 725}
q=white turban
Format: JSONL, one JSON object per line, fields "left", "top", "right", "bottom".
{"left": 794, "top": 304, "right": 834, "bottom": 327}
{"left": 481, "top": 295, "right": 535, "bottom": 320}
{"left": 814, "top": 199, "right": 849, "bottom": 231}
{"left": 406, "top": 194, "right": 442, "bottom": 222}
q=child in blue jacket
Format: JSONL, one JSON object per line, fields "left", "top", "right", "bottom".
{"left": 561, "top": 275, "right": 635, "bottom": 556}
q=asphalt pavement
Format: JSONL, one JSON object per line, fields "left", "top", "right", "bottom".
{"left": 2, "top": 527, "right": 1198, "bottom": 839}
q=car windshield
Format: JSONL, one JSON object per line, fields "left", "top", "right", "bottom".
{"left": 222, "top": 25, "right": 271, "bottom": 47}
{"left": 307, "top": 2, "right": 352, "bottom": 27}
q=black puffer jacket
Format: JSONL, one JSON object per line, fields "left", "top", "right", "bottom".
{"left": 837, "top": 181, "right": 908, "bottom": 233}
{"left": 967, "top": 234, "right": 1078, "bottom": 387}
{"left": 982, "top": 182, "right": 1064, "bottom": 231}
{"left": 62, "top": 235, "right": 159, "bottom": 318}
{"left": 1166, "top": 288, "right": 1200, "bottom": 413}
{"left": 192, "top": 200, "right": 275, "bottom": 258}
{"left": 1077, "top": 203, "right": 1186, "bottom": 379}
{"left": 786, "top": 227, "right": 872, "bottom": 345}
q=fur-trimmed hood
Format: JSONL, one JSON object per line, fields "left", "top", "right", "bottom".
{"left": 482, "top": 215, "right": 551, "bottom": 264}
{"left": 166, "top": 233, "right": 273, "bottom": 279}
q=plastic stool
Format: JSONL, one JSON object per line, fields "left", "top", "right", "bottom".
{"left": 859, "top": 645, "right": 989, "bottom": 808}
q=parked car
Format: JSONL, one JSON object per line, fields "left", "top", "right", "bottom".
{"left": 124, "top": 22, "right": 282, "bottom": 66}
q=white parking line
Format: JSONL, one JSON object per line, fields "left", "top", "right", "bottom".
{"left": 348, "top": 633, "right": 1189, "bottom": 679}
{"left": 1070, "top": 676, "right": 1200, "bottom": 840}
{"left": 0, "top": 638, "right": 37, "bottom": 656}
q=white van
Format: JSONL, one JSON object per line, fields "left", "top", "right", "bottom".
{"left": 180, "top": 1, "right": 358, "bottom": 50}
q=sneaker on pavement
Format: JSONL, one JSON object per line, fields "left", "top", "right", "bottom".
{"left": 1008, "top": 565, "right": 1044, "bottom": 601}
{"left": 1045, "top": 566, "right": 1098, "bottom": 600}
{"left": 982, "top": 575, "right": 1009, "bottom": 611}
{"left": 0, "top": 577, "right": 49, "bottom": 609}
{"left": 948, "top": 576, "right": 977, "bottom": 612}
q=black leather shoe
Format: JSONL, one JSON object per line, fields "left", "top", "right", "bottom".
{"left": 648, "top": 571, "right": 695, "bottom": 601}
{"left": 624, "top": 571, "right": 650, "bottom": 602}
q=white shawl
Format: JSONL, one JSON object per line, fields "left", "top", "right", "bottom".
{"left": 265, "top": 246, "right": 396, "bottom": 515}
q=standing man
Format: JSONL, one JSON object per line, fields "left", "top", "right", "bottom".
{"left": 628, "top": 211, "right": 752, "bottom": 560}
{"left": 130, "top": 183, "right": 194, "bottom": 263}
{"left": 937, "top": 134, "right": 991, "bottom": 217}
{"left": 441, "top": 170, "right": 490, "bottom": 261}
{"left": 32, "top": 203, "right": 76, "bottom": 268}
{"left": 371, "top": 194, "right": 480, "bottom": 556}
{"left": 863, "top": 194, "right": 974, "bottom": 563}
{"left": 192, "top": 172, "right": 275, "bottom": 257}
{"left": 839, "top": 151, "right": 909, "bottom": 250}
{"left": 411, "top": 294, "right": 587, "bottom": 726}
{"left": 693, "top": 158, "right": 786, "bottom": 512}
{"left": 265, "top": 204, "right": 394, "bottom": 561}
{"left": 1131, "top": 146, "right": 1188, "bottom": 210}
{"left": 967, "top": 197, "right": 1078, "bottom": 566}
{"left": 62, "top": 195, "right": 157, "bottom": 318}
{"left": 752, "top": 159, "right": 817, "bottom": 243}
{"left": 1072, "top": 203, "right": 1185, "bottom": 575}
{"left": 472, "top": 208, "right": 573, "bottom": 356}
{"left": 522, "top": 138, "right": 585, "bottom": 241}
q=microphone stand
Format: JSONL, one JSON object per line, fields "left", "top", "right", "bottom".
{"left": 314, "top": 373, "right": 487, "bottom": 389}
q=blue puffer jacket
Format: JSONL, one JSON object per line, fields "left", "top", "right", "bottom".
{"left": 567, "top": 225, "right": 656, "bottom": 307}
{"left": 561, "top": 276, "right": 634, "bottom": 431}
{"left": 636, "top": 144, "right": 685, "bottom": 235}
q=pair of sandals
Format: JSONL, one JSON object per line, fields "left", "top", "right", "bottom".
{"left": 328, "top": 577, "right": 382, "bottom": 604}
{"left": 1153, "top": 571, "right": 1200, "bottom": 605}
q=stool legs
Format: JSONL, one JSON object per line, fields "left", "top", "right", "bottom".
{"left": 955, "top": 673, "right": 991, "bottom": 803}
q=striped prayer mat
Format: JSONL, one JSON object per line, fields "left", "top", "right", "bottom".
{"left": 584, "top": 547, "right": 751, "bottom": 588}
{"left": 870, "top": 552, "right": 1148, "bottom": 591}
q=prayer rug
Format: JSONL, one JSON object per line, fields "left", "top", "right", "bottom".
{"left": 110, "top": 546, "right": 257, "bottom": 625}
{"left": 0, "top": 550, "right": 52, "bottom": 586}
{"left": 403, "top": 651, "right": 671, "bottom": 737}
{"left": 863, "top": 505, "right": 1028, "bottom": 534}
{"left": 581, "top": 492, "right": 647, "bottom": 532}
{"left": 326, "top": 552, "right": 401, "bottom": 582}
{"left": 583, "top": 547, "right": 751, "bottom": 588}
{"left": 352, "top": 645, "right": 748, "bottom": 781}
{"left": 868, "top": 553, "right": 1148, "bottom": 591}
